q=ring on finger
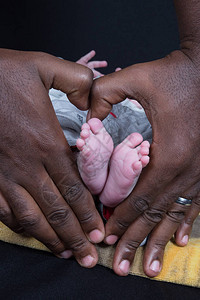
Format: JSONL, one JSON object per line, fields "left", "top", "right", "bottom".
{"left": 175, "top": 197, "right": 192, "bottom": 206}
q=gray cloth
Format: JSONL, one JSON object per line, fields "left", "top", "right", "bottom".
{"left": 49, "top": 88, "right": 152, "bottom": 147}
{"left": 49, "top": 88, "right": 151, "bottom": 247}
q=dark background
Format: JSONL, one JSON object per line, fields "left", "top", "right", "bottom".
{"left": 1, "top": 241, "right": 200, "bottom": 299}
{"left": 1, "top": 1, "right": 197, "bottom": 299}
{"left": 0, "top": 0, "right": 179, "bottom": 73}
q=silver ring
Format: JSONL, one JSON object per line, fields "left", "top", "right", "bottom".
{"left": 175, "top": 197, "right": 192, "bottom": 206}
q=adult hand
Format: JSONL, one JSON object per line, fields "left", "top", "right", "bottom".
{"left": 88, "top": 48, "right": 200, "bottom": 276}
{"left": 0, "top": 49, "right": 105, "bottom": 268}
{"left": 76, "top": 50, "right": 108, "bottom": 78}
{"left": 174, "top": 199, "right": 200, "bottom": 246}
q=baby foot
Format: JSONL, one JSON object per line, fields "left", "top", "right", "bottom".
{"left": 100, "top": 133, "right": 150, "bottom": 207}
{"left": 76, "top": 118, "right": 114, "bottom": 194}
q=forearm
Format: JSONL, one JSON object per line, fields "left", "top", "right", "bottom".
{"left": 174, "top": 0, "right": 200, "bottom": 56}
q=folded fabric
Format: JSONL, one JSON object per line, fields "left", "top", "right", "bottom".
{"left": 50, "top": 88, "right": 152, "bottom": 147}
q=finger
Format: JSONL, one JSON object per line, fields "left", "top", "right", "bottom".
{"left": 35, "top": 52, "right": 93, "bottom": 110}
{"left": 30, "top": 173, "right": 99, "bottom": 267}
{"left": 2, "top": 183, "right": 68, "bottom": 256}
{"left": 175, "top": 197, "right": 200, "bottom": 246}
{"left": 115, "top": 67, "right": 121, "bottom": 72}
{"left": 10, "top": 76, "right": 103, "bottom": 266}
{"left": 143, "top": 201, "right": 189, "bottom": 277}
{"left": 0, "top": 190, "right": 24, "bottom": 233}
{"left": 87, "top": 61, "right": 108, "bottom": 69}
{"left": 104, "top": 139, "right": 199, "bottom": 243}
{"left": 108, "top": 168, "right": 198, "bottom": 275}
{"left": 109, "top": 191, "right": 173, "bottom": 275}
{"left": 112, "top": 214, "right": 155, "bottom": 276}
{"left": 76, "top": 50, "right": 96, "bottom": 64}
{"left": 112, "top": 200, "right": 189, "bottom": 276}
{"left": 104, "top": 159, "right": 178, "bottom": 244}
{"left": 44, "top": 144, "right": 105, "bottom": 244}
{"left": 6, "top": 179, "right": 99, "bottom": 266}
{"left": 88, "top": 63, "right": 150, "bottom": 120}
{"left": 19, "top": 153, "right": 102, "bottom": 267}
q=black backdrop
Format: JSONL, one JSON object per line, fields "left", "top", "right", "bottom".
{"left": 1, "top": 1, "right": 199, "bottom": 299}
{"left": 0, "top": 0, "right": 179, "bottom": 73}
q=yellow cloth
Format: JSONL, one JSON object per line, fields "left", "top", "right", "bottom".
{"left": 0, "top": 219, "right": 199, "bottom": 288}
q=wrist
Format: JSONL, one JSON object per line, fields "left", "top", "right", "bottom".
{"left": 179, "top": 41, "right": 200, "bottom": 70}
{"left": 174, "top": 0, "right": 200, "bottom": 66}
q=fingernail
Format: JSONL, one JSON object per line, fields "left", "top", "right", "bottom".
{"left": 81, "top": 255, "right": 94, "bottom": 267}
{"left": 57, "top": 250, "right": 73, "bottom": 259}
{"left": 150, "top": 260, "right": 161, "bottom": 273}
{"left": 181, "top": 235, "right": 189, "bottom": 245}
{"left": 105, "top": 235, "right": 118, "bottom": 245}
{"left": 89, "top": 229, "right": 104, "bottom": 243}
{"left": 119, "top": 260, "right": 130, "bottom": 275}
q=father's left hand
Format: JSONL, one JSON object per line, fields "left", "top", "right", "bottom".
{"left": 88, "top": 50, "right": 200, "bottom": 277}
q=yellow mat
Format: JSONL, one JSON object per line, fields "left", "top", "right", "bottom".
{"left": 0, "top": 217, "right": 200, "bottom": 288}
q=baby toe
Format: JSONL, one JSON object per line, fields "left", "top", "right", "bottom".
{"left": 140, "top": 147, "right": 149, "bottom": 156}
{"left": 139, "top": 141, "right": 150, "bottom": 156}
{"left": 81, "top": 123, "right": 90, "bottom": 130}
{"left": 141, "top": 155, "right": 150, "bottom": 168}
{"left": 80, "top": 128, "right": 90, "bottom": 139}
{"left": 124, "top": 133, "right": 143, "bottom": 148}
{"left": 141, "top": 141, "right": 150, "bottom": 148}
{"left": 76, "top": 138, "right": 85, "bottom": 150}
{"left": 88, "top": 118, "right": 104, "bottom": 134}
{"left": 132, "top": 160, "right": 142, "bottom": 174}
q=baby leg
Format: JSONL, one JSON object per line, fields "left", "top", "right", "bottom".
{"left": 76, "top": 118, "right": 114, "bottom": 195}
{"left": 100, "top": 133, "right": 150, "bottom": 207}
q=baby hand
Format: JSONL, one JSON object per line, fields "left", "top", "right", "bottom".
{"left": 76, "top": 50, "right": 107, "bottom": 78}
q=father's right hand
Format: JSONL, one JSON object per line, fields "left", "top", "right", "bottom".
{"left": 0, "top": 49, "right": 105, "bottom": 267}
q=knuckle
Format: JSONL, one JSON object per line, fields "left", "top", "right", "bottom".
{"left": 184, "top": 216, "right": 194, "bottom": 226}
{"left": 69, "top": 236, "right": 88, "bottom": 253}
{"left": 143, "top": 208, "right": 165, "bottom": 225}
{"left": 166, "top": 210, "right": 185, "bottom": 223}
{"left": 192, "top": 197, "right": 200, "bottom": 206}
{"left": 79, "top": 210, "right": 94, "bottom": 225}
{"left": 91, "top": 79, "right": 102, "bottom": 97}
{"left": 0, "top": 207, "right": 11, "bottom": 222}
{"left": 43, "top": 138, "right": 66, "bottom": 156}
{"left": 45, "top": 239, "right": 64, "bottom": 253}
{"left": 150, "top": 238, "right": 166, "bottom": 251}
{"left": 125, "top": 240, "right": 141, "bottom": 253}
{"left": 79, "top": 68, "right": 93, "bottom": 88}
{"left": 115, "top": 218, "right": 130, "bottom": 231}
{"left": 128, "top": 196, "right": 149, "bottom": 214}
{"left": 48, "top": 208, "right": 71, "bottom": 226}
{"left": 42, "top": 190, "right": 61, "bottom": 206}
{"left": 63, "top": 182, "right": 85, "bottom": 206}
{"left": 18, "top": 213, "right": 40, "bottom": 229}
{"left": 73, "top": 66, "right": 93, "bottom": 96}
{"left": 91, "top": 80, "right": 111, "bottom": 106}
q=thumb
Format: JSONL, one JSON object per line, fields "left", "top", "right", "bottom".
{"left": 35, "top": 53, "right": 93, "bottom": 110}
{"left": 88, "top": 63, "right": 152, "bottom": 120}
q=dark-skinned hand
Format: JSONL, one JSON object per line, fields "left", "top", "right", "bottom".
{"left": 88, "top": 48, "right": 200, "bottom": 276}
{"left": 0, "top": 49, "right": 105, "bottom": 268}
